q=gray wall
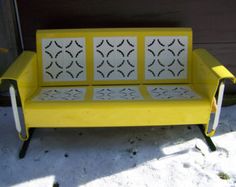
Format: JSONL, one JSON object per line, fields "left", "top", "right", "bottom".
{"left": 0, "top": 0, "right": 19, "bottom": 76}
{"left": 0, "top": 0, "right": 20, "bottom": 93}
{"left": 16, "top": 0, "right": 236, "bottom": 77}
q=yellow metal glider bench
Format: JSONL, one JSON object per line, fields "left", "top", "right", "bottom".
{"left": 1, "top": 28, "right": 235, "bottom": 150}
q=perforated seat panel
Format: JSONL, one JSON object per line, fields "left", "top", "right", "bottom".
{"left": 32, "top": 87, "right": 86, "bottom": 101}
{"left": 30, "top": 85, "right": 202, "bottom": 102}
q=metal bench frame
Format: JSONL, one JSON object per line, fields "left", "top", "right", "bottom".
{"left": 1, "top": 28, "right": 235, "bottom": 157}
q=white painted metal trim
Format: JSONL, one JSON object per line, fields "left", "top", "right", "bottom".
{"left": 9, "top": 84, "right": 22, "bottom": 133}
{"left": 212, "top": 81, "right": 225, "bottom": 130}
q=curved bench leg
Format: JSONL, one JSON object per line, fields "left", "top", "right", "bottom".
{"left": 9, "top": 84, "right": 34, "bottom": 158}
{"left": 19, "top": 128, "right": 35, "bottom": 159}
{"left": 199, "top": 81, "right": 225, "bottom": 151}
{"left": 9, "top": 85, "right": 22, "bottom": 133}
{"left": 9, "top": 84, "right": 30, "bottom": 141}
{"left": 204, "top": 81, "right": 225, "bottom": 137}
{"left": 212, "top": 81, "right": 225, "bottom": 132}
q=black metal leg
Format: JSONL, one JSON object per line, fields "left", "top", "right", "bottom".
{"left": 198, "top": 125, "right": 216, "bottom": 152}
{"left": 19, "top": 128, "right": 35, "bottom": 159}
{"left": 53, "top": 182, "right": 60, "bottom": 187}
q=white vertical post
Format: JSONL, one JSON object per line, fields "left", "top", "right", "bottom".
{"left": 212, "top": 81, "right": 225, "bottom": 130}
{"left": 9, "top": 84, "right": 22, "bottom": 133}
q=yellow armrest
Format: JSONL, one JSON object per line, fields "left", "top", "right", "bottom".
{"left": 193, "top": 49, "right": 235, "bottom": 83}
{"left": 1, "top": 51, "right": 36, "bottom": 80}
{"left": 192, "top": 49, "right": 235, "bottom": 101}
{"left": 0, "top": 51, "right": 38, "bottom": 104}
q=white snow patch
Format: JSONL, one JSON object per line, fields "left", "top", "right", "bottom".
{"left": 0, "top": 105, "right": 236, "bottom": 187}
{"left": 11, "top": 176, "right": 55, "bottom": 187}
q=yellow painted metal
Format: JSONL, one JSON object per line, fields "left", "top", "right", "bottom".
{"left": 192, "top": 49, "right": 235, "bottom": 101}
{"left": 0, "top": 51, "right": 38, "bottom": 103}
{"left": 192, "top": 48, "right": 235, "bottom": 136}
{"left": 211, "top": 97, "right": 217, "bottom": 113}
{"left": 25, "top": 84, "right": 211, "bottom": 127}
{"left": 24, "top": 103, "right": 210, "bottom": 128}
{"left": 0, "top": 51, "right": 38, "bottom": 139}
{"left": 36, "top": 28, "right": 192, "bottom": 86}
{"left": 1, "top": 29, "right": 235, "bottom": 141}
{"left": 204, "top": 128, "right": 216, "bottom": 137}
{"left": 141, "top": 28, "right": 192, "bottom": 84}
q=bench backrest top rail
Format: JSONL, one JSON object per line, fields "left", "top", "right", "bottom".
{"left": 36, "top": 28, "right": 192, "bottom": 86}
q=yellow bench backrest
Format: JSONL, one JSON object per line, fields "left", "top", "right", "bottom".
{"left": 36, "top": 28, "right": 192, "bottom": 86}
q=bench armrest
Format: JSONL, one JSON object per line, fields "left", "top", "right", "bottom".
{"left": 0, "top": 51, "right": 38, "bottom": 104}
{"left": 192, "top": 48, "right": 235, "bottom": 100}
{"left": 193, "top": 49, "right": 235, "bottom": 82}
{"left": 193, "top": 49, "right": 235, "bottom": 136}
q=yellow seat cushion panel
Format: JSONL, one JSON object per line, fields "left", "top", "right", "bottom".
{"left": 24, "top": 84, "right": 211, "bottom": 127}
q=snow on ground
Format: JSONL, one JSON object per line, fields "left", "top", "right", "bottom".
{"left": 0, "top": 105, "right": 236, "bottom": 187}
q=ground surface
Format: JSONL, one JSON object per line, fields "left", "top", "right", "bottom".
{"left": 0, "top": 106, "right": 236, "bottom": 187}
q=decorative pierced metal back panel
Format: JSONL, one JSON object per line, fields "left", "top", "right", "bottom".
{"left": 145, "top": 36, "right": 188, "bottom": 80}
{"left": 42, "top": 38, "right": 86, "bottom": 82}
{"left": 93, "top": 86, "right": 143, "bottom": 100}
{"left": 32, "top": 87, "right": 86, "bottom": 101}
{"left": 147, "top": 85, "right": 201, "bottom": 100}
{"left": 94, "top": 37, "right": 137, "bottom": 81}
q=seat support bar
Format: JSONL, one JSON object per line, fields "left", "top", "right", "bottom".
{"left": 198, "top": 125, "right": 216, "bottom": 151}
